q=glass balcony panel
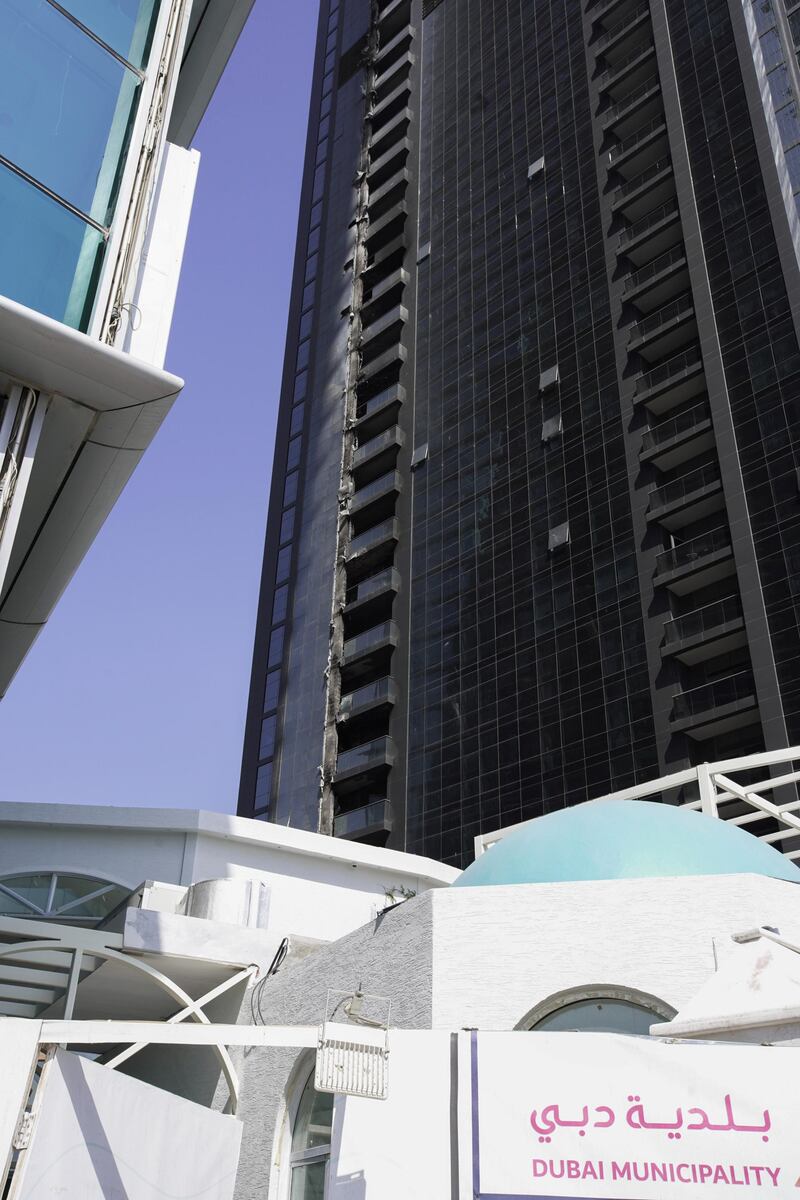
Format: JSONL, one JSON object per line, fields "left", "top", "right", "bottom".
{"left": 602, "top": 75, "right": 660, "bottom": 123}
{"left": 635, "top": 347, "right": 702, "bottom": 394}
{"left": 335, "top": 736, "right": 392, "bottom": 776}
{"left": 671, "top": 672, "right": 755, "bottom": 720}
{"left": 351, "top": 470, "right": 400, "bottom": 509}
{"left": 342, "top": 620, "right": 398, "bottom": 659}
{"left": 56, "top": 0, "right": 161, "bottom": 68}
{"left": 655, "top": 527, "right": 731, "bottom": 575}
{"left": 648, "top": 462, "right": 720, "bottom": 511}
{"left": 339, "top": 677, "right": 394, "bottom": 716}
{"left": 347, "top": 517, "right": 398, "bottom": 555}
{"left": 353, "top": 426, "right": 401, "bottom": 465}
{"left": 334, "top": 799, "right": 391, "bottom": 838}
{"left": 613, "top": 157, "right": 671, "bottom": 203}
{"left": 618, "top": 200, "right": 679, "bottom": 250}
{"left": 608, "top": 116, "right": 666, "bottom": 163}
{"left": 0, "top": 163, "right": 105, "bottom": 329}
{"left": 345, "top": 567, "right": 398, "bottom": 606}
{"left": 595, "top": 2, "right": 650, "bottom": 49}
{"left": 629, "top": 293, "right": 693, "bottom": 341}
{"left": 597, "top": 42, "right": 654, "bottom": 89}
{"left": 0, "top": 0, "right": 141, "bottom": 224}
{"left": 623, "top": 244, "right": 686, "bottom": 291}
{"left": 663, "top": 596, "right": 743, "bottom": 645}
{"left": 641, "top": 402, "right": 710, "bottom": 453}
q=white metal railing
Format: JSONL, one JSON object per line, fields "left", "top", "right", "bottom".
{"left": 475, "top": 747, "right": 800, "bottom": 861}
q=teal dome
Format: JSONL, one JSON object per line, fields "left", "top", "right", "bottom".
{"left": 454, "top": 799, "right": 800, "bottom": 887}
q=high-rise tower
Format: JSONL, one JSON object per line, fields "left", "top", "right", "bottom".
{"left": 239, "top": 0, "right": 800, "bottom": 867}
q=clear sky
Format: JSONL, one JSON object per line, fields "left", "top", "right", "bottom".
{"left": 0, "top": 0, "right": 318, "bottom": 812}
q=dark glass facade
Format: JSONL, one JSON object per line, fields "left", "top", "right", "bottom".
{"left": 239, "top": 0, "right": 800, "bottom": 868}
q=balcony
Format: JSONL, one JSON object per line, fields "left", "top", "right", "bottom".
{"left": 358, "top": 343, "right": 408, "bottom": 398}
{"left": 366, "top": 135, "right": 411, "bottom": 189}
{"left": 653, "top": 526, "right": 735, "bottom": 595}
{"left": 338, "top": 676, "right": 397, "bottom": 722}
{"left": 360, "top": 302, "right": 408, "bottom": 360}
{"left": 345, "top": 517, "right": 400, "bottom": 576}
{"left": 633, "top": 346, "right": 705, "bottom": 413}
{"left": 344, "top": 566, "right": 400, "bottom": 629}
{"left": 670, "top": 671, "right": 759, "bottom": 739}
{"left": 334, "top": 798, "right": 393, "bottom": 841}
{"left": 376, "top": 0, "right": 411, "bottom": 53}
{"left": 350, "top": 469, "right": 402, "bottom": 526}
{"left": 611, "top": 157, "right": 673, "bottom": 219}
{"left": 333, "top": 735, "right": 396, "bottom": 791}
{"left": 589, "top": 0, "right": 642, "bottom": 27}
{"left": 640, "top": 401, "right": 713, "bottom": 469}
{"left": 617, "top": 199, "right": 681, "bottom": 265}
{"left": 622, "top": 244, "right": 688, "bottom": 309}
{"left": 608, "top": 117, "right": 668, "bottom": 176}
{"left": 594, "top": 2, "right": 650, "bottom": 57}
{"left": 601, "top": 76, "right": 662, "bottom": 135}
{"left": 597, "top": 42, "right": 656, "bottom": 96}
{"left": 341, "top": 621, "right": 399, "bottom": 690}
{"left": 366, "top": 170, "right": 409, "bottom": 222}
{"left": 628, "top": 293, "right": 695, "bottom": 357}
{"left": 646, "top": 462, "right": 723, "bottom": 529}
{"left": 374, "top": 25, "right": 415, "bottom": 72}
{"left": 374, "top": 50, "right": 415, "bottom": 104}
{"left": 352, "top": 424, "right": 404, "bottom": 480}
{"left": 662, "top": 595, "right": 745, "bottom": 665}
{"left": 363, "top": 202, "right": 408, "bottom": 255}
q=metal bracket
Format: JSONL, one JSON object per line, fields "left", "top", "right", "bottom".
{"left": 13, "top": 1111, "right": 34, "bottom": 1151}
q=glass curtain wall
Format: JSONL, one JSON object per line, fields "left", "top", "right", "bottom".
{"left": 0, "top": 0, "right": 161, "bottom": 330}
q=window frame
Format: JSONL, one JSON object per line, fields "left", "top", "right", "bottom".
{"left": 516, "top": 984, "right": 676, "bottom": 1033}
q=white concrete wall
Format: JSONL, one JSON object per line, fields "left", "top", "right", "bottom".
{"left": 430, "top": 874, "right": 800, "bottom": 1028}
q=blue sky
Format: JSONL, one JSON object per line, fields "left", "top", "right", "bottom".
{"left": 0, "top": 0, "right": 318, "bottom": 812}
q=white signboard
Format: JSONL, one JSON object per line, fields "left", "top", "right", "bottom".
{"left": 458, "top": 1031, "right": 800, "bottom": 1199}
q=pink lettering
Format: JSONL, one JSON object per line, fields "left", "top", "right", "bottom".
{"left": 532, "top": 1160, "right": 547, "bottom": 1178}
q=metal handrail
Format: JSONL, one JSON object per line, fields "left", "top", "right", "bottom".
{"left": 342, "top": 620, "right": 399, "bottom": 659}
{"left": 613, "top": 156, "right": 672, "bottom": 203}
{"left": 597, "top": 41, "right": 655, "bottom": 88}
{"left": 618, "top": 198, "right": 678, "bottom": 247}
{"left": 623, "top": 243, "right": 685, "bottom": 291}
{"left": 671, "top": 670, "right": 755, "bottom": 719}
{"left": 595, "top": 1, "right": 650, "bottom": 49}
{"left": 641, "top": 401, "right": 709, "bottom": 452}
{"left": 603, "top": 75, "right": 660, "bottom": 123}
{"left": 648, "top": 461, "right": 720, "bottom": 510}
{"left": 635, "top": 346, "right": 702, "bottom": 394}
{"left": 608, "top": 115, "right": 667, "bottom": 163}
{"left": 628, "top": 292, "right": 693, "bottom": 342}
{"left": 663, "top": 594, "right": 742, "bottom": 644}
{"left": 654, "top": 526, "right": 730, "bottom": 574}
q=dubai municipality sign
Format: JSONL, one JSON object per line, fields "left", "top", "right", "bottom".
{"left": 456, "top": 1031, "right": 800, "bottom": 1198}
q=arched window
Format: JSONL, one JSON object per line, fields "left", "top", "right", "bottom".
{"left": 0, "top": 873, "right": 130, "bottom": 926}
{"left": 519, "top": 985, "right": 675, "bottom": 1034}
{"left": 288, "top": 1068, "right": 332, "bottom": 1200}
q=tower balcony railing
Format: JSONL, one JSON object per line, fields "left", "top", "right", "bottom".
{"left": 663, "top": 595, "right": 743, "bottom": 647}
{"left": 622, "top": 244, "right": 686, "bottom": 293}
{"left": 594, "top": 1, "right": 650, "bottom": 51}
{"left": 640, "top": 401, "right": 711, "bottom": 454}
{"left": 670, "top": 671, "right": 756, "bottom": 723}
{"left": 601, "top": 76, "right": 661, "bottom": 127}
{"left": 647, "top": 462, "right": 720, "bottom": 514}
{"left": 333, "top": 735, "right": 396, "bottom": 782}
{"left": 608, "top": 116, "right": 667, "bottom": 166}
{"left": 353, "top": 425, "right": 404, "bottom": 469}
{"left": 618, "top": 199, "right": 679, "bottom": 249}
{"left": 341, "top": 619, "right": 399, "bottom": 665}
{"left": 628, "top": 292, "right": 693, "bottom": 346}
{"left": 350, "top": 469, "right": 402, "bottom": 516}
{"left": 654, "top": 526, "right": 732, "bottom": 577}
{"left": 612, "top": 157, "right": 672, "bottom": 207}
{"left": 634, "top": 347, "right": 703, "bottom": 397}
{"left": 596, "top": 41, "right": 656, "bottom": 91}
{"left": 334, "top": 798, "right": 393, "bottom": 839}
{"left": 346, "top": 517, "right": 399, "bottom": 560}
{"left": 345, "top": 565, "right": 400, "bottom": 608}
{"left": 338, "top": 676, "right": 397, "bottom": 720}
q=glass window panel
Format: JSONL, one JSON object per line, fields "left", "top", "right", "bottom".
{"left": 310, "top": 200, "right": 324, "bottom": 229}
{"left": 312, "top": 163, "right": 326, "bottom": 203}
{"left": 752, "top": 0, "right": 776, "bottom": 33}
{"left": 297, "top": 339, "right": 311, "bottom": 372}
{"left": 777, "top": 101, "right": 800, "bottom": 148}
{"left": 294, "top": 371, "right": 308, "bottom": 403}
{"left": 290, "top": 1163, "right": 326, "bottom": 1200}
{"left": 268, "top": 626, "right": 285, "bottom": 669}
{"left": 302, "top": 279, "right": 316, "bottom": 310}
{"left": 273, "top": 583, "right": 289, "bottom": 623}
{"left": 319, "top": 92, "right": 332, "bottom": 118}
{"left": 0, "top": 0, "right": 141, "bottom": 224}
{"left": 264, "top": 669, "right": 281, "bottom": 713}
{"left": 280, "top": 507, "right": 296, "bottom": 545}
{"left": 292, "top": 1074, "right": 333, "bottom": 1152}
{"left": 54, "top": 0, "right": 160, "bottom": 68}
{"left": 259, "top": 715, "right": 277, "bottom": 761}
{"left": 326, "top": 31, "right": 337, "bottom": 54}
{"left": 306, "top": 226, "right": 320, "bottom": 257}
{"left": 324, "top": 50, "right": 336, "bottom": 73}
{"left": 532, "top": 998, "right": 663, "bottom": 1034}
{"left": 254, "top": 762, "right": 273, "bottom": 813}
{"left": 328, "top": 11, "right": 338, "bottom": 32}
{"left": 0, "top": 164, "right": 105, "bottom": 329}
{"left": 760, "top": 29, "right": 784, "bottom": 71}
{"left": 768, "top": 65, "right": 793, "bottom": 106}
{"left": 276, "top": 545, "right": 292, "bottom": 584}
{"left": 786, "top": 142, "right": 800, "bottom": 190}
{"left": 318, "top": 116, "right": 330, "bottom": 143}
{"left": 299, "top": 310, "right": 313, "bottom": 341}
{"left": 290, "top": 404, "right": 305, "bottom": 437}
{"left": 284, "top": 471, "right": 299, "bottom": 507}
{"left": 0, "top": 873, "right": 50, "bottom": 913}
{"left": 305, "top": 252, "right": 319, "bottom": 283}
{"left": 315, "top": 139, "right": 328, "bottom": 166}
{"left": 287, "top": 437, "right": 302, "bottom": 471}
{"left": 322, "top": 71, "right": 334, "bottom": 98}
{"left": 790, "top": 9, "right": 800, "bottom": 49}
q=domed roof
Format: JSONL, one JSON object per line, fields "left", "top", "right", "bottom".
{"left": 453, "top": 799, "right": 800, "bottom": 888}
